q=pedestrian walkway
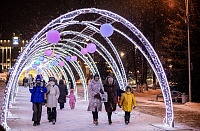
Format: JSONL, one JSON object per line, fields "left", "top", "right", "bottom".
{"left": 5, "top": 86, "right": 196, "bottom": 131}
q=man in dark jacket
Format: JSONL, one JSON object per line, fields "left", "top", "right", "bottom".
{"left": 29, "top": 75, "right": 47, "bottom": 126}
{"left": 58, "top": 79, "right": 68, "bottom": 110}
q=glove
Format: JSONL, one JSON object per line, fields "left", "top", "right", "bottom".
{"left": 100, "top": 89, "right": 104, "bottom": 94}
{"left": 94, "top": 93, "right": 101, "bottom": 100}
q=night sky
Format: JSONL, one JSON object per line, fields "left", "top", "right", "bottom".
{"left": 0, "top": 0, "right": 130, "bottom": 39}
{"left": 0, "top": 0, "right": 199, "bottom": 40}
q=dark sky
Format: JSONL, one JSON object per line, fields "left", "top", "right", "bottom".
{"left": 0, "top": 0, "right": 129, "bottom": 39}
{"left": 0, "top": 0, "right": 199, "bottom": 40}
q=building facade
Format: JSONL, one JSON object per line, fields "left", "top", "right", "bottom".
{"left": 0, "top": 37, "right": 28, "bottom": 72}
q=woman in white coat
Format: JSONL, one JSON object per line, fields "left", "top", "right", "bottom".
{"left": 46, "top": 77, "right": 60, "bottom": 125}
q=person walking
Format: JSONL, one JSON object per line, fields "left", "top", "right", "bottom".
{"left": 46, "top": 77, "right": 60, "bottom": 125}
{"left": 29, "top": 75, "right": 47, "bottom": 126}
{"left": 87, "top": 73, "right": 104, "bottom": 125}
{"left": 66, "top": 89, "right": 76, "bottom": 109}
{"left": 119, "top": 86, "right": 137, "bottom": 125}
{"left": 58, "top": 79, "right": 68, "bottom": 110}
{"left": 103, "top": 76, "right": 118, "bottom": 125}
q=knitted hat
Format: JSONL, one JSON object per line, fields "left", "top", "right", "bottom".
{"left": 93, "top": 73, "right": 99, "bottom": 78}
{"left": 36, "top": 75, "right": 41, "bottom": 81}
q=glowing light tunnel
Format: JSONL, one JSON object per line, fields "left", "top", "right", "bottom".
{"left": 1, "top": 8, "right": 174, "bottom": 130}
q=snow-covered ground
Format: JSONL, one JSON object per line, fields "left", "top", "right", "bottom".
{"left": 4, "top": 86, "right": 200, "bottom": 131}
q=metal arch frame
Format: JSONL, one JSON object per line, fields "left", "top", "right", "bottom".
{"left": 19, "top": 35, "right": 123, "bottom": 100}
{"left": 1, "top": 8, "right": 174, "bottom": 130}
{"left": 22, "top": 21, "right": 126, "bottom": 89}
{"left": 52, "top": 21, "right": 127, "bottom": 87}
{"left": 61, "top": 31, "right": 125, "bottom": 88}
{"left": 53, "top": 50, "right": 86, "bottom": 97}
{"left": 23, "top": 41, "right": 96, "bottom": 95}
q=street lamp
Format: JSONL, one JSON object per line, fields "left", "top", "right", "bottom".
{"left": 120, "top": 52, "right": 125, "bottom": 57}
{"left": 185, "top": 0, "right": 191, "bottom": 102}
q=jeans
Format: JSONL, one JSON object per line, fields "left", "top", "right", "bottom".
{"left": 32, "top": 103, "right": 42, "bottom": 122}
{"left": 92, "top": 107, "right": 98, "bottom": 121}
{"left": 47, "top": 107, "right": 57, "bottom": 122}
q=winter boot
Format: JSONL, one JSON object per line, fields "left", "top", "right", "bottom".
{"left": 94, "top": 119, "right": 98, "bottom": 125}
{"left": 37, "top": 121, "right": 40, "bottom": 125}
{"left": 33, "top": 121, "right": 37, "bottom": 126}
{"left": 125, "top": 115, "right": 129, "bottom": 125}
{"left": 108, "top": 119, "right": 112, "bottom": 125}
{"left": 52, "top": 119, "right": 55, "bottom": 125}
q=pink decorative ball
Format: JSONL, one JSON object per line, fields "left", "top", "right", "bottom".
{"left": 46, "top": 30, "right": 60, "bottom": 44}
{"left": 81, "top": 48, "right": 87, "bottom": 55}
{"left": 71, "top": 56, "right": 77, "bottom": 61}
{"left": 86, "top": 43, "right": 96, "bottom": 53}
{"left": 59, "top": 61, "right": 65, "bottom": 66}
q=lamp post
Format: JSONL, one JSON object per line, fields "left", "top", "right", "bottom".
{"left": 185, "top": 0, "right": 191, "bottom": 102}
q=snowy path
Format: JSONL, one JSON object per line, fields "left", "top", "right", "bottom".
{"left": 6, "top": 86, "right": 196, "bottom": 131}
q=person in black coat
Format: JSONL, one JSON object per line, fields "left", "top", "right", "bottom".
{"left": 103, "top": 76, "right": 125, "bottom": 125}
{"left": 103, "top": 76, "right": 118, "bottom": 125}
{"left": 58, "top": 79, "right": 68, "bottom": 110}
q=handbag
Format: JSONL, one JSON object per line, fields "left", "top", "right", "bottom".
{"left": 101, "top": 92, "right": 108, "bottom": 102}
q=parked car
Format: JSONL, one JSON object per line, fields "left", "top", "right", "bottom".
{"left": 127, "top": 77, "right": 136, "bottom": 88}
{"left": 156, "top": 90, "right": 183, "bottom": 102}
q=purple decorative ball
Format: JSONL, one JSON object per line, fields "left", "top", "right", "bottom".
{"left": 100, "top": 23, "right": 114, "bottom": 37}
{"left": 39, "top": 56, "right": 44, "bottom": 61}
{"left": 66, "top": 56, "right": 71, "bottom": 61}
{"left": 46, "top": 30, "right": 60, "bottom": 44}
{"left": 45, "top": 50, "right": 53, "bottom": 57}
{"left": 56, "top": 54, "right": 60, "bottom": 59}
{"left": 86, "top": 43, "right": 96, "bottom": 53}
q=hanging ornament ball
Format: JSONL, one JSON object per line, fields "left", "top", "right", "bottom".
{"left": 53, "top": 61, "right": 58, "bottom": 66}
{"left": 32, "top": 64, "right": 37, "bottom": 68}
{"left": 39, "top": 56, "right": 44, "bottom": 61}
{"left": 81, "top": 48, "right": 88, "bottom": 55}
{"left": 86, "top": 43, "right": 96, "bottom": 53}
{"left": 35, "top": 60, "right": 40, "bottom": 65}
{"left": 45, "top": 49, "right": 53, "bottom": 57}
{"left": 50, "top": 52, "right": 54, "bottom": 57}
{"left": 71, "top": 56, "right": 77, "bottom": 61}
{"left": 43, "top": 58, "right": 48, "bottom": 63}
{"left": 100, "top": 23, "right": 114, "bottom": 37}
{"left": 50, "top": 62, "right": 54, "bottom": 66}
{"left": 66, "top": 56, "right": 71, "bottom": 61}
{"left": 56, "top": 54, "right": 60, "bottom": 59}
{"left": 46, "top": 30, "right": 60, "bottom": 44}
{"left": 59, "top": 61, "right": 65, "bottom": 66}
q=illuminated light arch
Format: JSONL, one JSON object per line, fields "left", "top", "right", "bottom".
{"left": 60, "top": 31, "right": 125, "bottom": 88}
{"left": 59, "top": 21, "right": 127, "bottom": 86}
{"left": 19, "top": 38, "right": 124, "bottom": 101}
{"left": 1, "top": 8, "right": 174, "bottom": 130}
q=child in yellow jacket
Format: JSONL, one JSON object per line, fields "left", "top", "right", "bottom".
{"left": 119, "top": 86, "right": 137, "bottom": 125}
